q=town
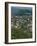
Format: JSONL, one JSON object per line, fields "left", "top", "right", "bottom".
{"left": 11, "top": 15, "right": 32, "bottom": 39}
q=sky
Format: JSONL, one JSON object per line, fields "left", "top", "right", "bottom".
{"left": 11, "top": 6, "right": 32, "bottom": 16}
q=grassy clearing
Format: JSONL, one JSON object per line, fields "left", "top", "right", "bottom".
{"left": 11, "top": 28, "right": 32, "bottom": 39}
